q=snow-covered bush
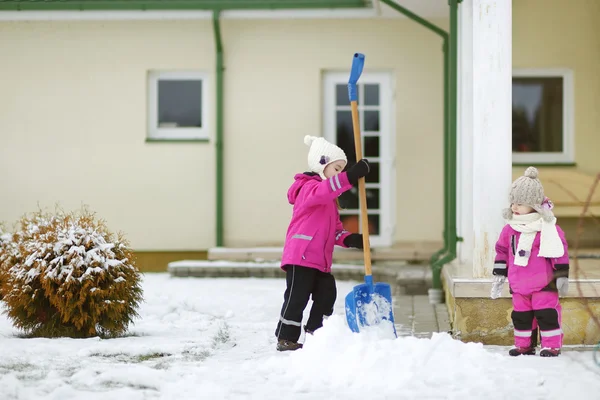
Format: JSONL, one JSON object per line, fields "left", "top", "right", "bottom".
{"left": 0, "top": 208, "right": 143, "bottom": 338}
{"left": 0, "top": 224, "right": 15, "bottom": 300}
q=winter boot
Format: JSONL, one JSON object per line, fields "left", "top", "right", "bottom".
{"left": 508, "top": 346, "right": 536, "bottom": 356}
{"left": 276, "top": 339, "right": 303, "bottom": 352}
{"left": 540, "top": 348, "right": 561, "bottom": 357}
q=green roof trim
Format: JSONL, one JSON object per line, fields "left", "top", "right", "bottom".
{"left": 0, "top": 0, "right": 370, "bottom": 11}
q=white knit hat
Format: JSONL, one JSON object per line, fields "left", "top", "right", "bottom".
{"left": 304, "top": 135, "right": 347, "bottom": 180}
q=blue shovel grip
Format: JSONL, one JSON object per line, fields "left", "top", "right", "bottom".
{"left": 347, "top": 52, "right": 365, "bottom": 102}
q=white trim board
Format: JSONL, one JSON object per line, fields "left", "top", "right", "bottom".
{"left": 0, "top": 8, "right": 379, "bottom": 21}
{"left": 0, "top": 1, "right": 452, "bottom": 22}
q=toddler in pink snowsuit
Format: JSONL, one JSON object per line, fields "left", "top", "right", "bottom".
{"left": 492, "top": 167, "right": 569, "bottom": 357}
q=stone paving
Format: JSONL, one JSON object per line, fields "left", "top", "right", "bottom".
{"left": 168, "top": 260, "right": 452, "bottom": 339}
{"left": 394, "top": 295, "right": 451, "bottom": 338}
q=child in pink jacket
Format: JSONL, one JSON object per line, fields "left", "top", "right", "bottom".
{"left": 275, "top": 135, "right": 370, "bottom": 351}
{"left": 492, "top": 167, "right": 569, "bottom": 357}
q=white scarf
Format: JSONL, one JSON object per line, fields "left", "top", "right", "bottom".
{"left": 507, "top": 213, "right": 564, "bottom": 267}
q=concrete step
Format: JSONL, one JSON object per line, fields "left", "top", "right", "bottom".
{"left": 207, "top": 241, "right": 444, "bottom": 263}
{"left": 168, "top": 260, "right": 433, "bottom": 295}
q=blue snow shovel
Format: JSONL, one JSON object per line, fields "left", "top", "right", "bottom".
{"left": 344, "top": 53, "right": 397, "bottom": 337}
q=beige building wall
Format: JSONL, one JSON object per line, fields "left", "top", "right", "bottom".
{"left": 0, "top": 20, "right": 216, "bottom": 250}
{"left": 222, "top": 18, "right": 448, "bottom": 247}
{"left": 0, "top": 17, "right": 449, "bottom": 251}
{"left": 513, "top": 0, "right": 600, "bottom": 174}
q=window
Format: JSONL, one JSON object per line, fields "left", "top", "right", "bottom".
{"left": 323, "top": 72, "right": 395, "bottom": 247}
{"left": 147, "top": 71, "right": 208, "bottom": 140}
{"left": 512, "top": 69, "right": 574, "bottom": 164}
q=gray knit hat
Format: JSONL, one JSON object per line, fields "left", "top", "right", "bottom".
{"left": 502, "top": 166, "right": 555, "bottom": 221}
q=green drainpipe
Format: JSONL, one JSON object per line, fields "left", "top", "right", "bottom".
{"left": 430, "top": 0, "right": 460, "bottom": 291}
{"left": 213, "top": 10, "right": 224, "bottom": 247}
{"left": 431, "top": 38, "right": 450, "bottom": 268}
{"left": 379, "top": 0, "right": 459, "bottom": 290}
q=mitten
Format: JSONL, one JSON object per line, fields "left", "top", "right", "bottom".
{"left": 556, "top": 277, "right": 569, "bottom": 297}
{"left": 346, "top": 159, "right": 370, "bottom": 185}
{"left": 490, "top": 275, "right": 506, "bottom": 300}
{"left": 343, "top": 233, "right": 363, "bottom": 249}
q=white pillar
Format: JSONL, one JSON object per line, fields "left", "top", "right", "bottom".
{"left": 457, "top": 0, "right": 473, "bottom": 266}
{"left": 457, "top": 0, "right": 513, "bottom": 278}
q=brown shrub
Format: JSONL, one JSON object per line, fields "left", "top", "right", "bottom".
{"left": 0, "top": 208, "right": 143, "bottom": 338}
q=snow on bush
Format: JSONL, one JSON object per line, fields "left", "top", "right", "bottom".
{"left": 0, "top": 208, "right": 143, "bottom": 338}
{"left": 0, "top": 224, "right": 19, "bottom": 301}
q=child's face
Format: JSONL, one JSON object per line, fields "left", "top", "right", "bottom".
{"left": 511, "top": 203, "right": 535, "bottom": 215}
{"left": 323, "top": 160, "right": 346, "bottom": 178}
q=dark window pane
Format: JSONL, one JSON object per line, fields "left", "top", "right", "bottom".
{"left": 364, "top": 84, "right": 379, "bottom": 106}
{"left": 368, "top": 214, "right": 380, "bottom": 235}
{"left": 339, "top": 187, "right": 358, "bottom": 210}
{"left": 366, "top": 188, "right": 379, "bottom": 209}
{"left": 336, "top": 111, "right": 357, "bottom": 164}
{"left": 337, "top": 83, "right": 360, "bottom": 105}
{"left": 364, "top": 136, "right": 379, "bottom": 157}
{"left": 364, "top": 110, "right": 379, "bottom": 132}
{"left": 336, "top": 84, "right": 348, "bottom": 106}
{"left": 365, "top": 162, "right": 379, "bottom": 183}
{"left": 340, "top": 214, "right": 360, "bottom": 233}
{"left": 158, "top": 80, "right": 202, "bottom": 127}
{"left": 339, "top": 214, "right": 378, "bottom": 235}
{"left": 338, "top": 187, "right": 379, "bottom": 210}
{"left": 512, "top": 77, "right": 563, "bottom": 152}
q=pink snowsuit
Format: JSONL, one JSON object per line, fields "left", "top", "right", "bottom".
{"left": 280, "top": 172, "right": 353, "bottom": 273}
{"left": 275, "top": 171, "right": 356, "bottom": 343}
{"left": 494, "top": 224, "right": 569, "bottom": 349}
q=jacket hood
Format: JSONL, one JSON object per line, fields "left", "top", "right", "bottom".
{"left": 287, "top": 172, "right": 321, "bottom": 204}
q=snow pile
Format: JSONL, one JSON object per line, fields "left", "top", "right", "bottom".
{"left": 274, "top": 318, "right": 517, "bottom": 397}
{"left": 0, "top": 208, "right": 143, "bottom": 338}
{"left": 0, "top": 275, "right": 599, "bottom": 400}
{"left": 357, "top": 292, "right": 393, "bottom": 326}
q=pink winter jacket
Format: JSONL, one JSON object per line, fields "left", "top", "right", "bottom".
{"left": 280, "top": 172, "right": 354, "bottom": 273}
{"left": 494, "top": 224, "right": 570, "bottom": 295}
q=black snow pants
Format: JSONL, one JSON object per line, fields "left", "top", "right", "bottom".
{"left": 275, "top": 265, "right": 337, "bottom": 342}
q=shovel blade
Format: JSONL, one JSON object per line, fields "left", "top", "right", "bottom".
{"left": 345, "top": 280, "right": 396, "bottom": 336}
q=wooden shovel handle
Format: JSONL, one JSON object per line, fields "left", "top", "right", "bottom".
{"left": 350, "top": 100, "right": 372, "bottom": 276}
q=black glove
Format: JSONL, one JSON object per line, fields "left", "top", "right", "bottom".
{"left": 344, "top": 234, "right": 364, "bottom": 249}
{"left": 346, "top": 159, "right": 370, "bottom": 185}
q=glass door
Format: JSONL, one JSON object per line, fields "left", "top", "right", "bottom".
{"left": 323, "top": 71, "right": 395, "bottom": 247}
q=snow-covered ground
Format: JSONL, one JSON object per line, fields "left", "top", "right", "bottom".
{"left": 1, "top": 273, "right": 599, "bottom": 400}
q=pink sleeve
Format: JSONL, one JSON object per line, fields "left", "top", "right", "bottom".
{"left": 334, "top": 213, "right": 352, "bottom": 247}
{"left": 553, "top": 225, "right": 570, "bottom": 278}
{"left": 493, "top": 225, "right": 510, "bottom": 276}
{"left": 494, "top": 226, "right": 510, "bottom": 263}
{"left": 301, "top": 172, "right": 353, "bottom": 208}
